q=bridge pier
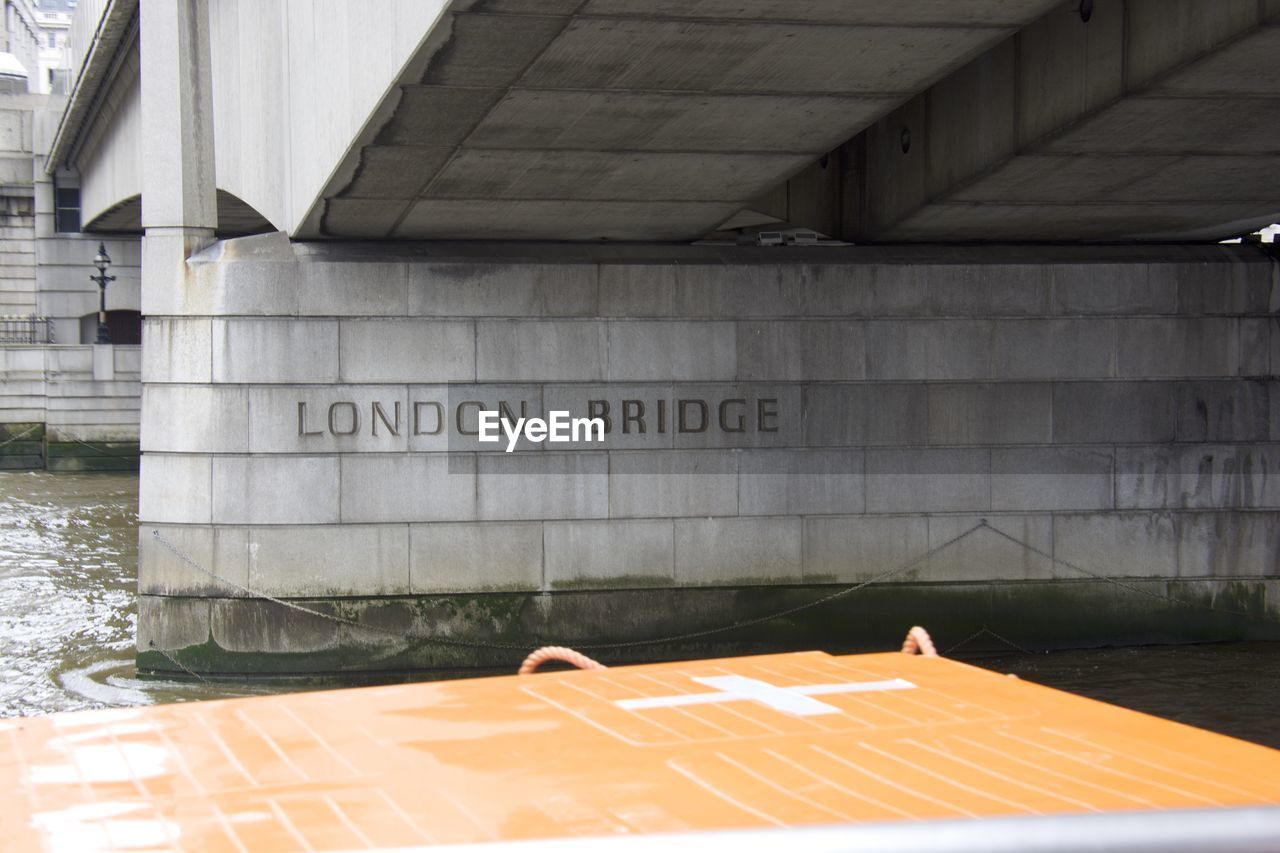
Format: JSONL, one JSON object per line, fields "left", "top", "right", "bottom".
{"left": 135, "top": 237, "right": 1280, "bottom": 677}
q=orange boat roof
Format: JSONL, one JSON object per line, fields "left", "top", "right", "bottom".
{"left": 3, "top": 651, "right": 1279, "bottom": 850}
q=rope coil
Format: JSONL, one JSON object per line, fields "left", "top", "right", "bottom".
{"left": 900, "top": 626, "right": 938, "bottom": 657}
{"left": 518, "top": 646, "right": 606, "bottom": 676}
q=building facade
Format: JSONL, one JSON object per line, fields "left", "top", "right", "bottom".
{"left": 0, "top": 0, "right": 140, "bottom": 471}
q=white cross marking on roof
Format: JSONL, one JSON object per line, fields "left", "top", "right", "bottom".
{"left": 615, "top": 675, "right": 916, "bottom": 717}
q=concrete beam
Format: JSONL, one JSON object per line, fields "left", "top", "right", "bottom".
{"left": 830, "top": 0, "right": 1280, "bottom": 242}
{"left": 139, "top": 0, "right": 215, "bottom": 231}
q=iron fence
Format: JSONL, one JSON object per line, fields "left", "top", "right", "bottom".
{"left": 0, "top": 315, "right": 53, "bottom": 344}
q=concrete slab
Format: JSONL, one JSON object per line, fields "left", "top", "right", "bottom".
{"left": 1053, "top": 382, "right": 1178, "bottom": 444}
{"left": 884, "top": 202, "right": 1277, "bottom": 242}
{"left": 1175, "top": 380, "right": 1272, "bottom": 443}
{"left": 1014, "top": 0, "right": 1124, "bottom": 144}
{"left": 1051, "top": 263, "right": 1174, "bottom": 314}
{"left": 477, "top": 320, "right": 607, "bottom": 382}
{"left": 1115, "top": 318, "right": 1239, "bottom": 378}
{"left": 608, "top": 449, "right": 737, "bottom": 518}
{"left": 949, "top": 155, "right": 1181, "bottom": 203}
{"left": 803, "top": 384, "right": 928, "bottom": 447}
{"left": 925, "top": 39, "right": 1016, "bottom": 196}
{"left": 426, "top": 149, "right": 814, "bottom": 202}
{"left": 1149, "top": 27, "right": 1280, "bottom": 96}
{"left": 467, "top": 90, "right": 896, "bottom": 154}
{"left": 802, "top": 515, "right": 929, "bottom": 583}
{"left": 142, "top": 385, "right": 249, "bottom": 453}
{"left": 299, "top": 261, "right": 409, "bottom": 316}
{"left": 1040, "top": 97, "right": 1280, "bottom": 155}
{"left": 991, "top": 447, "right": 1114, "bottom": 512}
{"left": 581, "top": 0, "right": 1058, "bottom": 26}
{"left": 1053, "top": 512, "right": 1179, "bottom": 579}
{"left": 738, "top": 448, "right": 864, "bottom": 516}
{"left": 925, "top": 264, "right": 1050, "bottom": 316}
{"left": 139, "top": 454, "right": 212, "bottom": 524}
{"left": 408, "top": 262, "right": 597, "bottom": 317}
{"left": 737, "top": 320, "right": 865, "bottom": 381}
{"left": 1099, "top": 156, "right": 1280, "bottom": 204}
{"left": 865, "top": 320, "right": 994, "bottom": 380}
{"left": 340, "top": 454, "right": 477, "bottom": 523}
{"left": 927, "top": 383, "right": 1052, "bottom": 446}
{"left": 211, "top": 319, "right": 340, "bottom": 384}
{"left": 322, "top": 199, "right": 405, "bottom": 238}
{"left": 211, "top": 456, "right": 341, "bottom": 525}
{"left": 478, "top": 452, "right": 608, "bottom": 521}
{"left": 138, "top": 525, "right": 249, "bottom": 596}
{"left": 865, "top": 449, "right": 991, "bottom": 513}
{"left": 136, "top": 597, "right": 211, "bottom": 655}
{"left": 248, "top": 525, "right": 410, "bottom": 596}
{"left": 1175, "top": 511, "right": 1280, "bottom": 579}
{"left": 606, "top": 321, "right": 736, "bottom": 382}
{"left": 141, "top": 318, "right": 211, "bottom": 384}
{"left": 374, "top": 86, "right": 504, "bottom": 147}
{"left": 544, "top": 519, "right": 675, "bottom": 588}
{"left": 1116, "top": 445, "right": 1280, "bottom": 510}
{"left": 410, "top": 521, "right": 543, "bottom": 593}
{"left": 1170, "top": 260, "right": 1273, "bottom": 315}
{"left": 422, "top": 13, "right": 570, "bottom": 88}
{"left": 1124, "top": 0, "right": 1260, "bottom": 89}
{"left": 338, "top": 319, "right": 475, "bottom": 383}
{"left": 674, "top": 517, "right": 802, "bottom": 585}
{"left": 341, "top": 147, "right": 456, "bottom": 200}
{"left": 991, "top": 319, "right": 1116, "bottom": 380}
{"left": 393, "top": 199, "right": 741, "bottom": 241}
{"left": 923, "top": 514, "right": 1056, "bottom": 583}
{"left": 520, "top": 19, "right": 1009, "bottom": 95}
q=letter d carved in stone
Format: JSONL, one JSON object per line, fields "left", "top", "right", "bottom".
{"left": 678, "top": 399, "right": 708, "bottom": 433}
{"left": 413, "top": 401, "right": 444, "bottom": 436}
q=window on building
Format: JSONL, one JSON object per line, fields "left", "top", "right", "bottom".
{"left": 47, "top": 33, "right": 56, "bottom": 49}
{"left": 54, "top": 185, "right": 80, "bottom": 233}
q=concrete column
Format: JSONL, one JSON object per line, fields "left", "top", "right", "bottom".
{"left": 138, "top": 0, "right": 217, "bottom": 318}
{"left": 140, "top": 0, "right": 216, "bottom": 234}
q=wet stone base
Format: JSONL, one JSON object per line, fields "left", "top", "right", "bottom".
{"left": 0, "top": 423, "right": 44, "bottom": 470}
{"left": 0, "top": 424, "right": 137, "bottom": 471}
{"left": 135, "top": 579, "right": 1280, "bottom": 681}
{"left": 46, "top": 441, "right": 139, "bottom": 472}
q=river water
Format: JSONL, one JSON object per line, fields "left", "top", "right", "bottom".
{"left": 1, "top": 471, "right": 1277, "bottom": 750}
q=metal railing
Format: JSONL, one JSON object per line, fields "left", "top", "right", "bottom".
{"left": 67, "top": 0, "right": 110, "bottom": 93}
{"left": 0, "top": 315, "right": 53, "bottom": 344}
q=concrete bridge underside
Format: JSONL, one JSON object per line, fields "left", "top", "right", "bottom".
{"left": 50, "top": 0, "right": 1280, "bottom": 244}
{"left": 311, "top": 0, "right": 1280, "bottom": 242}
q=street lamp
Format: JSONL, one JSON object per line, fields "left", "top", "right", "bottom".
{"left": 90, "top": 242, "right": 115, "bottom": 344}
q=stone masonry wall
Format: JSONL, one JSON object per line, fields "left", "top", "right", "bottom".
{"left": 136, "top": 236, "right": 1280, "bottom": 674}
{"left": 0, "top": 194, "right": 36, "bottom": 316}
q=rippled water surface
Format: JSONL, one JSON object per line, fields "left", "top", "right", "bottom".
{"left": 0, "top": 471, "right": 1277, "bottom": 752}
{"left": 0, "top": 471, "right": 279, "bottom": 715}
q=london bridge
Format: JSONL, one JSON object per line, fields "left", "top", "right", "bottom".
{"left": 0, "top": 0, "right": 1276, "bottom": 683}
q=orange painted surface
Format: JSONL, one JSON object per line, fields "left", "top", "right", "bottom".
{"left": 2, "top": 651, "right": 1279, "bottom": 850}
